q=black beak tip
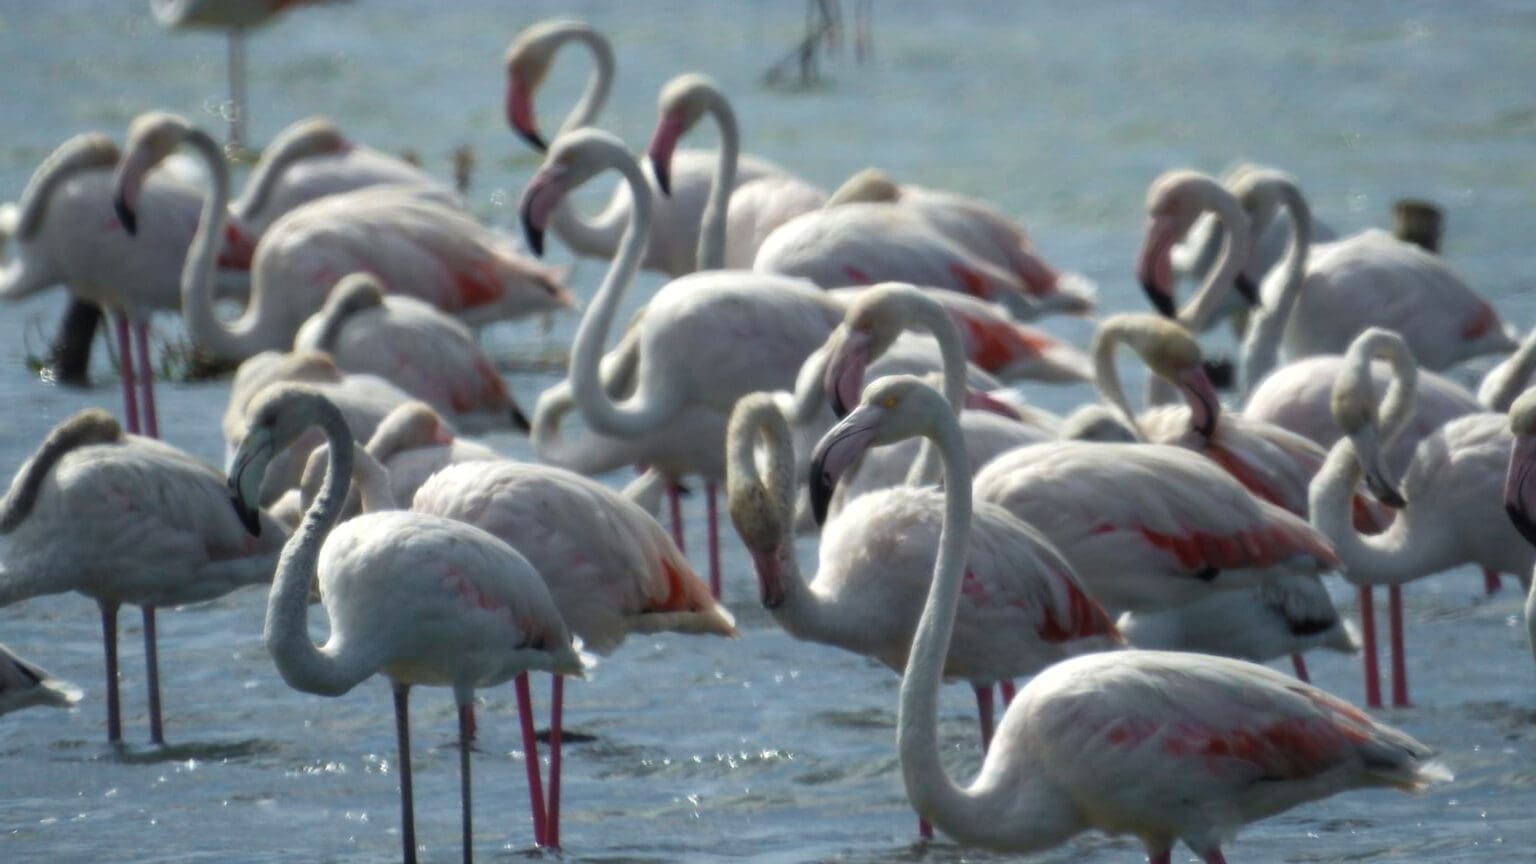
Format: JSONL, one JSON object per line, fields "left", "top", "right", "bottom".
{"left": 809, "top": 473, "right": 833, "bottom": 527}
{"left": 831, "top": 390, "right": 851, "bottom": 419}
{"left": 1141, "top": 280, "right": 1176, "bottom": 318}
{"left": 516, "top": 128, "right": 548, "bottom": 154}
{"left": 1202, "top": 358, "right": 1235, "bottom": 391}
{"left": 1506, "top": 503, "right": 1536, "bottom": 548}
{"left": 114, "top": 197, "right": 138, "bottom": 236}
{"left": 1373, "top": 483, "right": 1406, "bottom": 510}
{"left": 1235, "top": 273, "right": 1261, "bottom": 307}
{"left": 230, "top": 495, "right": 262, "bottom": 537}
{"left": 520, "top": 207, "right": 546, "bottom": 258}
{"left": 510, "top": 401, "right": 531, "bottom": 434}
{"left": 651, "top": 162, "right": 672, "bottom": 198}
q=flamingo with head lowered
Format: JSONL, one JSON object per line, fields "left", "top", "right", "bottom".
{"left": 814, "top": 374, "right": 1447, "bottom": 863}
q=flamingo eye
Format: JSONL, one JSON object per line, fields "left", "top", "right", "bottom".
{"left": 882, "top": 396, "right": 899, "bottom": 409}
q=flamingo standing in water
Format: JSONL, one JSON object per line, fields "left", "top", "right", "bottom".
{"left": 112, "top": 112, "right": 573, "bottom": 363}
{"left": 505, "top": 21, "right": 820, "bottom": 274}
{"left": 0, "top": 409, "right": 287, "bottom": 744}
{"left": 228, "top": 384, "right": 584, "bottom": 863}
{"left": 292, "top": 272, "right": 529, "bottom": 433}
{"left": 412, "top": 459, "right": 736, "bottom": 848}
{"left": 823, "top": 167, "right": 1097, "bottom": 317}
{"left": 521, "top": 129, "right": 846, "bottom": 596}
{"left": 1310, "top": 328, "right": 1534, "bottom": 708}
{"left": 818, "top": 375, "right": 1446, "bottom": 862}
{"left": 0, "top": 643, "right": 82, "bottom": 717}
{"left": 732, "top": 392, "right": 1119, "bottom": 836}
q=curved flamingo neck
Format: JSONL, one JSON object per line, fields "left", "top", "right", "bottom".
{"left": 725, "top": 397, "right": 819, "bottom": 625}
{"left": 902, "top": 293, "right": 969, "bottom": 485}
{"left": 567, "top": 150, "right": 676, "bottom": 439}
{"left": 1310, "top": 436, "right": 1447, "bottom": 585}
{"left": 263, "top": 399, "right": 378, "bottom": 697}
{"left": 555, "top": 27, "right": 615, "bottom": 138}
{"left": 235, "top": 124, "right": 334, "bottom": 223}
{"left": 694, "top": 86, "right": 740, "bottom": 272}
{"left": 1483, "top": 329, "right": 1536, "bottom": 412}
{"left": 1351, "top": 330, "right": 1419, "bottom": 446}
{"left": 1091, "top": 326, "right": 1148, "bottom": 441}
{"left": 179, "top": 127, "right": 286, "bottom": 360}
{"left": 530, "top": 381, "right": 646, "bottom": 475}
{"left": 1178, "top": 187, "right": 1252, "bottom": 333}
{"left": 1239, "top": 180, "right": 1312, "bottom": 398}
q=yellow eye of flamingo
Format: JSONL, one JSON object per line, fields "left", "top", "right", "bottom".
{"left": 882, "top": 396, "right": 898, "bottom": 409}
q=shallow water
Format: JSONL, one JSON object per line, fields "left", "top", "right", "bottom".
{"left": 1, "top": 2, "right": 1535, "bottom": 862}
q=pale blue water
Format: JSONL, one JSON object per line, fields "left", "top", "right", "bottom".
{"left": 1, "top": 2, "right": 1535, "bottom": 862}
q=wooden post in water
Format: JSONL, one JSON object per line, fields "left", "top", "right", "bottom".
{"left": 1392, "top": 198, "right": 1443, "bottom": 253}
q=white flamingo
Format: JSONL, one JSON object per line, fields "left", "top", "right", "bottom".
{"left": 733, "top": 392, "right": 1119, "bottom": 835}
{"left": 228, "top": 383, "right": 584, "bottom": 863}
{"left": 292, "top": 272, "right": 528, "bottom": 433}
{"left": 1501, "top": 388, "right": 1536, "bottom": 664}
{"left": 112, "top": 112, "right": 572, "bottom": 362}
{"left": 504, "top": 20, "right": 814, "bottom": 275}
{"left": 0, "top": 409, "right": 287, "bottom": 744}
{"left": 0, "top": 643, "right": 82, "bottom": 717}
{"left": 412, "top": 459, "right": 736, "bottom": 848}
{"left": 234, "top": 116, "right": 460, "bottom": 236}
{"left": 1310, "top": 327, "right": 1533, "bottom": 708}
{"left": 521, "top": 129, "right": 845, "bottom": 595}
{"left": 821, "top": 374, "right": 1446, "bottom": 862}
{"left": 645, "top": 73, "right": 825, "bottom": 270}
{"left": 1479, "top": 325, "right": 1536, "bottom": 413}
{"left": 0, "top": 132, "right": 256, "bottom": 439}
{"left": 824, "top": 167, "right": 1096, "bottom": 317}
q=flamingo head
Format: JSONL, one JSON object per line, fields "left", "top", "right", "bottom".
{"left": 519, "top": 129, "right": 629, "bottom": 257}
{"left": 1504, "top": 389, "right": 1536, "bottom": 547}
{"left": 503, "top": 22, "right": 568, "bottom": 152}
{"left": 1331, "top": 360, "right": 1405, "bottom": 509}
{"left": 824, "top": 283, "right": 926, "bottom": 417}
{"left": 269, "top": 117, "right": 353, "bottom": 161}
{"left": 725, "top": 394, "right": 798, "bottom": 608}
{"left": 809, "top": 376, "right": 950, "bottom": 525}
{"left": 112, "top": 111, "right": 196, "bottom": 236}
{"left": 1123, "top": 315, "right": 1217, "bottom": 439}
{"left": 646, "top": 73, "right": 720, "bottom": 197}
{"left": 229, "top": 385, "right": 341, "bottom": 536}
{"left": 1137, "top": 170, "right": 1230, "bottom": 318}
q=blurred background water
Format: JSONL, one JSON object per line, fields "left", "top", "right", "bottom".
{"left": 1, "top": 2, "right": 1534, "bottom": 862}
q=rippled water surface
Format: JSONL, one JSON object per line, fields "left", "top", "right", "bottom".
{"left": 2, "top": 2, "right": 1535, "bottom": 862}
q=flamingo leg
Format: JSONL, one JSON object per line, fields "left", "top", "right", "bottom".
{"left": 99, "top": 600, "right": 122, "bottom": 743}
{"left": 974, "top": 685, "right": 995, "bottom": 752}
{"left": 1290, "top": 653, "right": 1310, "bottom": 683}
{"left": 393, "top": 683, "right": 418, "bottom": 864}
{"left": 1389, "top": 584, "right": 1411, "bottom": 708}
{"left": 547, "top": 674, "right": 564, "bottom": 850}
{"left": 513, "top": 673, "right": 548, "bottom": 847}
{"left": 706, "top": 480, "right": 721, "bottom": 598}
{"left": 998, "top": 679, "right": 1016, "bottom": 706}
{"left": 667, "top": 483, "right": 686, "bottom": 552}
{"left": 1148, "top": 850, "right": 1172, "bottom": 864}
{"left": 1202, "top": 849, "right": 1229, "bottom": 864}
{"left": 114, "top": 315, "right": 140, "bottom": 435}
{"left": 1358, "top": 585, "right": 1381, "bottom": 708}
{"left": 918, "top": 817, "right": 933, "bottom": 841}
{"left": 143, "top": 605, "right": 164, "bottom": 745}
{"left": 1483, "top": 567, "right": 1502, "bottom": 595}
{"left": 459, "top": 701, "right": 474, "bottom": 864}
{"left": 133, "top": 322, "right": 159, "bottom": 439}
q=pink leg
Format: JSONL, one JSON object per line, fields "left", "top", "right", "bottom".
{"left": 393, "top": 683, "right": 418, "bottom": 864}
{"left": 513, "top": 673, "right": 548, "bottom": 847}
{"left": 133, "top": 322, "right": 158, "bottom": 439}
{"left": 547, "top": 674, "right": 564, "bottom": 850}
{"left": 706, "top": 481, "right": 721, "bottom": 599}
{"left": 1148, "top": 851, "right": 1172, "bottom": 864}
{"left": 458, "top": 701, "right": 474, "bottom": 864}
{"left": 1202, "top": 848, "right": 1229, "bottom": 864}
{"left": 974, "top": 686, "right": 995, "bottom": 752}
{"left": 114, "top": 316, "right": 140, "bottom": 435}
{"left": 1359, "top": 585, "right": 1381, "bottom": 708}
{"left": 918, "top": 817, "right": 933, "bottom": 841}
{"left": 143, "top": 606, "right": 164, "bottom": 745}
{"left": 1291, "top": 653, "right": 1310, "bottom": 683}
{"left": 100, "top": 601, "right": 122, "bottom": 743}
{"left": 667, "top": 484, "right": 685, "bottom": 552}
{"left": 1389, "top": 584, "right": 1411, "bottom": 708}
{"left": 998, "top": 679, "right": 1016, "bottom": 706}
{"left": 1483, "top": 568, "right": 1502, "bottom": 595}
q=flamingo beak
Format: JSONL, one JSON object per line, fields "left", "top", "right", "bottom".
{"left": 506, "top": 76, "right": 547, "bottom": 152}
{"left": 1234, "top": 272, "right": 1261, "bottom": 307}
{"left": 1350, "top": 423, "right": 1405, "bottom": 509}
{"left": 110, "top": 150, "right": 151, "bottom": 237}
{"left": 1504, "top": 435, "right": 1536, "bottom": 547}
{"left": 1178, "top": 365, "right": 1221, "bottom": 440}
{"left": 823, "top": 329, "right": 872, "bottom": 419}
{"left": 1136, "top": 216, "right": 1179, "bottom": 318}
{"left": 646, "top": 110, "right": 684, "bottom": 198}
{"left": 808, "top": 403, "right": 885, "bottom": 525}
{"left": 519, "top": 164, "right": 567, "bottom": 258}
{"left": 226, "top": 429, "right": 275, "bottom": 537}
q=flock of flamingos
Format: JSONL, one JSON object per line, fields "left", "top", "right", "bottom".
{"left": 5, "top": 9, "right": 1536, "bottom": 864}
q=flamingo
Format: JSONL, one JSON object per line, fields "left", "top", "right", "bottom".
{"left": 112, "top": 112, "right": 573, "bottom": 362}
{"left": 1479, "top": 325, "right": 1536, "bottom": 412}
{"left": 0, "top": 131, "right": 255, "bottom": 440}
{"left": 818, "top": 374, "right": 1446, "bottom": 862}
{"left": 234, "top": 116, "right": 461, "bottom": 236}
{"left": 227, "top": 384, "right": 583, "bottom": 863}
{"left": 731, "top": 392, "right": 1119, "bottom": 834}
{"left": 1310, "top": 327, "right": 1533, "bottom": 708}
{"left": 222, "top": 350, "right": 419, "bottom": 504}
{"left": 1501, "top": 387, "right": 1536, "bottom": 664}
{"left": 149, "top": 0, "right": 344, "bottom": 150}
{"left": 521, "top": 129, "right": 845, "bottom": 596}
{"left": 412, "top": 460, "right": 736, "bottom": 848}
{"left": 292, "top": 272, "right": 529, "bottom": 433}
{"left": 505, "top": 20, "right": 816, "bottom": 275}
{"left": 824, "top": 167, "right": 1096, "bottom": 317}
{"left": 969, "top": 439, "right": 1338, "bottom": 615}
{"left": 0, "top": 643, "right": 82, "bottom": 717}
{"left": 646, "top": 73, "right": 826, "bottom": 270}
{"left": 0, "top": 408, "right": 287, "bottom": 744}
